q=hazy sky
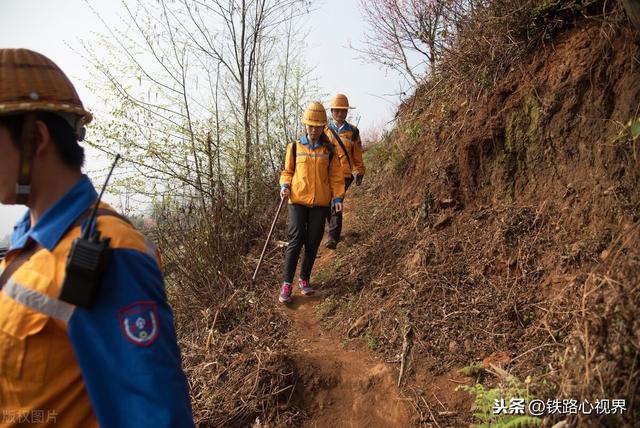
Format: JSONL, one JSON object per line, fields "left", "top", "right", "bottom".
{"left": 0, "top": 0, "right": 406, "bottom": 239}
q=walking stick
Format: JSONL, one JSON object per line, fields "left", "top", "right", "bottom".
{"left": 252, "top": 196, "right": 286, "bottom": 281}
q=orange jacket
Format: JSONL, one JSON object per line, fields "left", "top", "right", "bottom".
{"left": 325, "top": 121, "right": 366, "bottom": 178}
{"left": 280, "top": 134, "right": 345, "bottom": 207}
{"left": 0, "top": 176, "right": 192, "bottom": 427}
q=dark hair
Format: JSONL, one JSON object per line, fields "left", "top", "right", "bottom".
{"left": 0, "top": 112, "right": 84, "bottom": 168}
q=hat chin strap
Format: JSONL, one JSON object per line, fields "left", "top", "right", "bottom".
{"left": 16, "top": 112, "right": 37, "bottom": 205}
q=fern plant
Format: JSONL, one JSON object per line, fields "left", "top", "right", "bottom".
{"left": 459, "top": 368, "right": 543, "bottom": 428}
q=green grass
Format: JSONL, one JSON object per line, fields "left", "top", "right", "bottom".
{"left": 333, "top": 258, "right": 343, "bottom": 270}
{"left": 365, "top": 333, "right": 379, "bottom": 350}
{"left": 405, "top": 123, "right": 423, "bottom": 141}
{"left": 460, "top": 362, "right": 486, "bottom": 378}
{"left": 317, "top": 295, "right": 339, "bottom": 318}
{"left": 312, "top": 268, "right": 332, "bottom": 285}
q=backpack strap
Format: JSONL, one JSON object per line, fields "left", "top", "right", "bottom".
{"left": 292, "top": 140, "right": 297, "bottom": 164}
{"left": 352, "top": 126, "right": 360, "bottom": 143}
{"left": 327, "top": 126, "right": 352, "bottom": 169}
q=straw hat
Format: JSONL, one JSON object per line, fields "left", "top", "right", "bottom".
{"left": 329, "top": 93, "right": 355, "bottom": 110}
{"left": 302, "top": 101, "right": 327, "bottom": 126}
{"left": 0, "top": 48, "right": 92, "bottom": 139}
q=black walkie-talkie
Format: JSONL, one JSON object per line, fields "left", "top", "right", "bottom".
{"left": 59, "top": 154, "right": 120, "bottom": 308}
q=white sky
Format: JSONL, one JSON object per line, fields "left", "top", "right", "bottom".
{"left": 0, "top": 0, "right": 406, "bottom": 240}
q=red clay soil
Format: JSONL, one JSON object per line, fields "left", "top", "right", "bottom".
{"left": 306, "top": 197, "right": 474, "bottom": 427}
{"left": 277, "top": 205, "right": 415, "bottom": 427}
{"left": 299, "top": 19, "right": 640, "bottom": 428}
{"left": 281, "top": 296, "right": 412, "bottom": 427}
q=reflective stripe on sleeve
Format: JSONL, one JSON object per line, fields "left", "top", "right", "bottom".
{"left": 3, "top": 279, "right": 75, "bottom": 322}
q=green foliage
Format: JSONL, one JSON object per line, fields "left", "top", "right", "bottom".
{"left": 460, "top": 362, "right": 486, "bottom": 377}
{"left": 365, "top": 333, "right": 379, "bottom": 350}
{"left": 530, "top": 0, "right": 566, "bottom": 21}
{"left": 333, "top": 258, "right": 343, "bottom": 270}
{"left": 392, "top": 149, "right": 412, "bottom": 175}
{"left": 459, "top": 371, "right": 542, "bottom": 428}
{"left": 405, "top": 123, "right": 423, "bottom": 141}
{"left": 82, "top": 0, "right": 321, "bottom": 214}
{"left": 364, "top": 138, "right": 412, "bottom": 177}
{"left": 501, "top": 418, "right": 544, "bottom": 428}
{"left": 630, "top": 119, "right": 640, "bottom": 139}
{"left": 342, "top": 295, "right": 357, "bottom": 311}
{"left": 608, "top": 117, "right": 640, "bottom": 163}
{"left": 476, "top": 70, "right": 491, "bottom": 88}
{"left": 363, "top": 139, "right": 391, "bottom": 168}
{"left": 318, "top": 295, "right": 339, "bottom": 318}
{"left": 312, "top": 268, "right": 332, "bottom": 285}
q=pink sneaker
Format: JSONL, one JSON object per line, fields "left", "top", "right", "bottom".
{"left": 279, "top": 282, "right": 292, "bottom": 304}
{"left": 298, "top": 279, "right": 314, "bottom": 296}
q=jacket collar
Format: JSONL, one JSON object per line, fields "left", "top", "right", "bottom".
{"left": 300, "top": 135, "right": 323, "bottom": 150}
{"left": 329, "top": 121, "right": 351, "bottom": 133}
{"left": 10, "top": 175, "right": 98, "bottom": 251}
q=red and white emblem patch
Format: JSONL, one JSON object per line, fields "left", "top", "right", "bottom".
{"left": 118, "top": 301, "right": 160, "bottom": 346}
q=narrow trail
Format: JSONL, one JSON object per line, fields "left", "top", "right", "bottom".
{"left": 277, "top": 200, "right": 414, "bottom": 427}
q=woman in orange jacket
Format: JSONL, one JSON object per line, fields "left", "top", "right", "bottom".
{"left": 278, "top": 101, "right": 345, "bottom": 304}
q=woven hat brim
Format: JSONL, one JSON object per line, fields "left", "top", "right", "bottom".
{"left": 0, "top": 101, "right": 93, "bottom": 124}
{"left": 302, "top": 119, "right": 327, "bottom": 126}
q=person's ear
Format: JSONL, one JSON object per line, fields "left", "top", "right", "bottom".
{"left": 33, "top": 120, "right": 52, "bottom": 156}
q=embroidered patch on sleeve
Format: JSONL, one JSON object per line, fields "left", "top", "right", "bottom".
{"left": 118, "top": 301, "right": 160, "bottom": 346}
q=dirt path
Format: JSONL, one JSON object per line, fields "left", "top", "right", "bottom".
{"left": 278, "top": 203, "right": 414, "bottom": 427}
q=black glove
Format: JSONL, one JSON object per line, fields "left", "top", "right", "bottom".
{"left": 355, "top": 174, "right": 363, "bottom": 186}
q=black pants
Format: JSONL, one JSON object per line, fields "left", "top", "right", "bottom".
{"left": 327, "top": 176, "right": 353, "bottom": 242}
{"left": 283, "top": 204, "right": 330, "bottom": 283}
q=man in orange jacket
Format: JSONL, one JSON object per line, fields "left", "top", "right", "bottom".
{"left": 324, "top": 93, "right": 366, "bottom": 249}
{"left": 0, "top": 49, "right": 192, "bottom": 427}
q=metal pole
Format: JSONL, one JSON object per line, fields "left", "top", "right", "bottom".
{"left": 252, "top": 196, "right": 286, "bottom": 281}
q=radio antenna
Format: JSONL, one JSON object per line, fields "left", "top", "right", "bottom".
{"left": 83, "top": 154, "right": 121, "bottom": 240}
